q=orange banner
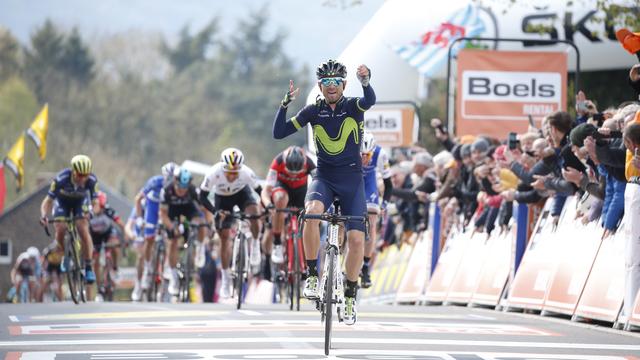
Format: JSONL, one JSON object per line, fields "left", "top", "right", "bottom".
{"left": 455, "top": 49, "right": 567, "bottom": 138}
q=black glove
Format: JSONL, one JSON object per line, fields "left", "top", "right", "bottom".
{"left": 281, "top": 90, "right": 295, "bottom": 108}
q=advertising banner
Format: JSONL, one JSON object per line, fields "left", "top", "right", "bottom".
{"left": 455, "top": 49, "right": 567, "bottom": 138}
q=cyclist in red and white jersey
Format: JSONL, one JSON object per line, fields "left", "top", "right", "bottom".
{"left": 261, "top": 146, "right": 316, "bottom": 268}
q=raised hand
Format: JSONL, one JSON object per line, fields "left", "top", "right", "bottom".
{"left": 281, "top": 80, "right": 300, "bottom": 107}
{"left": 356, "top": 64, "right": 371, "bottom": 87}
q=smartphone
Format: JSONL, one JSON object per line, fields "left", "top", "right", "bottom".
{"left": 577, "top": 101, "right": 588, "bottom": 112}
{"left": 508, "top": 132, "right": 519, "bottom": 150}
{"left": 527, "top": 114, "right": 535, "bottom": 127}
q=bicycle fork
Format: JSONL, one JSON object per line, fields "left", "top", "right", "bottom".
{"left": 231, "top": 233, "right": 249, "bottom": 282}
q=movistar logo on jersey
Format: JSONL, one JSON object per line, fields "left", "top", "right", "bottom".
{"left": 313, "top": 117, "right": 360, "bottom": 156}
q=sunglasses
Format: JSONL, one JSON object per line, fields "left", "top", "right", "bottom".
{"left": 319, "top": 77, "right": 344, "bottom": 87}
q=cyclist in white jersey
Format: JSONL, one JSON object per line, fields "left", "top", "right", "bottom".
{"left": 360, "top": 131, "right": 392, "bottom": 288}
{"left": 199, "top": 148, "right": 263, "bottom": 298}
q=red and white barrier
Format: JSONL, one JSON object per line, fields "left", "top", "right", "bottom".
{"left": 541, "top": 206, "right": 604, "bottom": 316}
{"left": 503, "top": 198, "right": 561, "bottom": 311}
{"left": 574, "top": 221, "right": 626, "bottom": 322}
{"left": 395, "top": 230, "right": 432, "bottom": 304}
{"left": 423, "top": 228, "right": 470, "bottom": 303}
{"left": 469, "top": 226, "right": 515, "bottom": 307}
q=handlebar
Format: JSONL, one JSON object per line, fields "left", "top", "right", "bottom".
{"left": 302, "top": 213, "right": 367, "bottom": 224}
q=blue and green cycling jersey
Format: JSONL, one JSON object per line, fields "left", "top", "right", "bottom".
{"left": 47, "top": 168, "right": 98, "bottom": 202}
{"left": 273, "top": 85, "right": 376, "bottom": 172}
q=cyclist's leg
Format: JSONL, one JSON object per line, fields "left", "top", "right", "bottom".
{"left": 74, "top": 198, "right": 96, "bottom": 285}
{"left": 302, "top": 177, "right": 332, "bottom": 299}
{"left": 214, "top": 194, "right": 236, "bottom": 298}
{"left": 91, "top": 233, "right": 106, "bottom": 296}
{"left": 336, "top": 175, "right": 366, "bottom": 282}
{"left": 270, "top": 186, "right": 288, "bottom": 264}
{"left": 238, "top": 186, "right": 261, "bottom": 239}
{"left": 142, "top": 200, "right": 159, "bottom": 283}
{"left": 52, "top": 199, "right": 70, "bottom": 251}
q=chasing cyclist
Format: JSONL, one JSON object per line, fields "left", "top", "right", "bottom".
{"left": 137, "top": 162, "right": 178, "bottom": 299}
{"left": 273, "top": 59, "right": 375, "bottom": 325}
{"left": 360, "top": 131, "right": 392, "bottom": 289}
{"left": 159, "top": 167, "right": 207, "bottom": 296}
{"left": 261, "top": 146, "right": 316, "bottom": 268}
{"left": 39, "top": 155, "right": 99, "bottom": 286}
{"left": 199, "top": 148, "right": 262, "bottom": 299}
{"left": 89, "top": 191, "right": 125, "bottom": 300}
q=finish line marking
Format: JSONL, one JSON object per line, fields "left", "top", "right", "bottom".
{"left": 4, "top": 349, "right": 639, "bottom": 360}
{"left": 2, "top": 337, "right": 640, "bottom": 351}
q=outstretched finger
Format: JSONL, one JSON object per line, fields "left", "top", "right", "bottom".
{"left": 289, "top": 80, "right": 294, "bottom": 92}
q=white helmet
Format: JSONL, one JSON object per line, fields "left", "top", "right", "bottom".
{"left": 361, "top": 131, "right": 376, "bottom": 154}
{"left": 27, "top": 246, "right": 40, "bottom": 259}
{"left": 221, "top": 148, "right": 245, "bottom": 171}
{"left": 161, "top": 162, "right": 178, "bottom": 180}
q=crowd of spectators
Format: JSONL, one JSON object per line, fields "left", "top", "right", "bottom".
{"left": 376, "top": 52, "right": 640, "bottom": 323}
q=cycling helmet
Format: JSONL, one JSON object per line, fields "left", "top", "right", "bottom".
{"left": 316, "top": 59, "right": 347, "bottom": 79}
{"left": 361, "top": 131, "right": 376, "bottom": 154}
{"left": 161, "top": 162, "right": 178, "bottom": 180}
{"left": 71, "top": 154, "right": 92, "bottom": 175}
{"left": 97, "top": 191, "right": 107, "bottom": 208}
{"left": 27, "top": 246, "right": 40, "bottom": 259}
{"left": 284, "top": 146, "right": 306, "bottom": 174}
{"left": 177, "top": 168, "right": 192, "bottom": 188}
{"left": 221, "top": 148, "right": 244, "bottom": 171}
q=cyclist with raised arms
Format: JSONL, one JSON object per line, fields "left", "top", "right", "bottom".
{"left": 359, "top": 131, "right": 392, "bottom": 288}
{"left": 159, "top": 168, "right": 206, "bottom": 296}
{"left": 137, "top": 162, "right": 178, "bottom": 296}
{"left": 40, "top": 155, "right": 99, "bottom": 285}
{"left": 273, "top": 59, "right": 375, "bottom": 325}
{"left": 261, "top": 146, "right": 316, "bottom": 266}
{"left": 199, "top": 148, "right": 262, "bottom": 299}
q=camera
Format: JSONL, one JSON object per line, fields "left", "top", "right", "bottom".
{"left": 508, "top": 132, "right": 520, "bottom": 150}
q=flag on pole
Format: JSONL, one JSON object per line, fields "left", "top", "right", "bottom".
{"left": 4, "top": 133, "right": 25, "bottom": 191}
{"left": 392, "top": 4, "right": 487, "bottom": 77}
{"left": 0, "top": 164, "right": 6, "bottom": 214}
{"left": 26, "top": 103, "right": 49, "bottom": 161}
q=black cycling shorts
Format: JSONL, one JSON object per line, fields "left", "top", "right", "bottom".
{"left": 214, "top": 186, "right": 259, "bottom": 230}
{"left": 272, "top": 181, "right": 307, "bottom": 209}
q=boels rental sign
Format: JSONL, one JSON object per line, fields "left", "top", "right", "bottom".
{"left": 455, "top": 49, "right": 567, "bottom": 138}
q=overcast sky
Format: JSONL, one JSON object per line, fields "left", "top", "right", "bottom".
{"left": 0, "top": 0, "right": 386, "bottom": 70}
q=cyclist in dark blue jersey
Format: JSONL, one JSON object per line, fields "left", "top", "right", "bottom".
{"left": 273, "top": 59, "right": 375, "bottom": 325}
{"left": 39, "top": 155, "right": 99, "bottom": 285}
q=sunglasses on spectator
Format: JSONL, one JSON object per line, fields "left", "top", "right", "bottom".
{"left": 320, "top": 77, "right": 344, "bottom": 87}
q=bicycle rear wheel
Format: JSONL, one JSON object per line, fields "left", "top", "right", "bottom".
{"left": 324, "top": 247, "right": 336, "bottom": 356}
{"left": 235, "top": 234, "right": 246, "bottom": 310}
{"left": 182, "top": 239, "right": 194, "bottom": 303}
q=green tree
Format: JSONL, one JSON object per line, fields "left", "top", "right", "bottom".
{"left": 23, "top": 19, "right": 66, "bottom": 101}
{"left": 60, "top": 28, "right": 94, "bottom": 85}
{"left": 0, "top": 28, "right": 21, "bottom": 82}
{"left": 161, "top": 19, "right": 219, "bottom": 74}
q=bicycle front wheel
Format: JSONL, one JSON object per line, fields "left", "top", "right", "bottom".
{"left": 293, "top": 235, "right": 301, "bottom": 312}
{"left": 66, "top": 237, "right": 82, "bottom": 304}
{"left": 324, "top": 247, "right": 336, "bottom": 356}
{"left": 235, "top": 235, "right": 246, "bottom": 310}
{"left": 182, "top": 240, "right": 194, "bottom": 303}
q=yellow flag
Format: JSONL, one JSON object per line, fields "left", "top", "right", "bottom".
{"left": 26, "top": 103, "right": 49, "bottom": 161}
{"left": 3, "top": 134, "right": 25, "bottom": 190}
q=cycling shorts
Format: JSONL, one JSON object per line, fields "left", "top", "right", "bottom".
{"left": 214, "top": 185, "right": 259, "bottom": 230}
{"left": 305, "top": 170, "right": 366, "bottom": 232}
{"left": 91, "top": 227, "right": 118, "bottom": 252}
{"left": 144, "top": 200, "right": 160, "bottom": 237}
{"left": 168, "top": 203, "right": 203, "bottom": 222}
{"left": 272, "top": 181, "right": 307, "bottom": 209}
{"left": 364, "top": 176, "right": 380, "bottom": 211}
{"left": 46, "top": 263, "right": 62, "bottom": 276}
{"left": 53, "top": 197, "right": 90, "bottom": 220}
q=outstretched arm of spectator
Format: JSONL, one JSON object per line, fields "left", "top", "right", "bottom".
{"left": 543, "top": 175, "right": 578, "bottom": 195}
{"left": 594, "top": 143, "right": 627, "bottom": 168}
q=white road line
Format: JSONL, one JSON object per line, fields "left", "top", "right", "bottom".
{"left": 11, "top": 349, "right": 635, "bottom": 360}
{"left": 238, "top": 310, "right": 262, "bottom": 316}
{"left": 8, "top": 316, "right": 18, "bottom": 323}
{"left": 2, "top": 337, "right": 640, "bottom": 350}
